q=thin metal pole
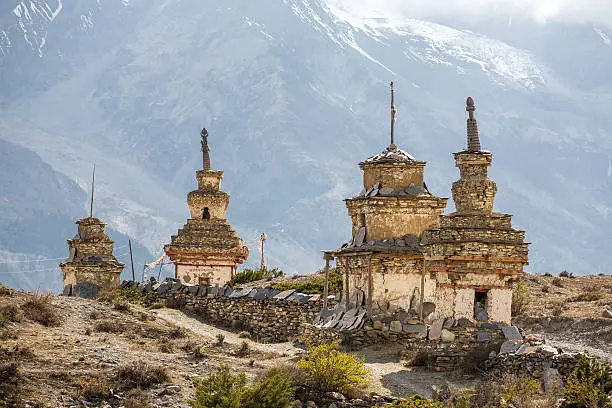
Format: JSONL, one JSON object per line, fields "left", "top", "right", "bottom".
{"left": 128, "top": 239, "right": 135, "bottom": 282}
{"left": 390, "top": 81, "right": 396, "bottom": 147}
{"left": 89, "top": 164, "right": 96, "bottom": 218}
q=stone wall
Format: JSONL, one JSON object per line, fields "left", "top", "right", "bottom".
{"left": 132, "top": 279, "right": 325, "bottom": 342}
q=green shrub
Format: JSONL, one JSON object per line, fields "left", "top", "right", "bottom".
{"left": 566, "top": 293, "right": 606, "bottom": 303}
{"left": 511, "top": 280, "right": 530, "bottom": 317}
{"left": 296, "top": 340, "right": 369, "bottom": 393}
{"left": 559, "top": 270, "right": 573, "bottom": 278}
{"left": 190, "top": 365, "right": 247, "bottom": 408}
{"left": 230, "top": 268, "right": 284, "bottom": 286}
{"left": 124, "top": 389, "right": 152, "bottom": 408}
{"left": 0, "top": 305, "right": 23, "bottom": 327}
{"left": 392, "top": 395, "right": 444, "bottom": 407}
{"left": 562, "top": 355, "right": 612, "bottom": 408}
{"left": 77, "top": 378, "right": 110, "bottom": 400}
{"left": 189, "top": 366, "right": 295, "bottom": 408}
{"left": 272, "top": 269, "right": 343, "bottom": 294}
{"left": 241, "top": 368, "right": 296, "bottom": 408}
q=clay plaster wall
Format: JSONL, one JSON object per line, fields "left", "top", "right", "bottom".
{"left": 187, "top": 192, "right": 229, "bottom": 219}
{"left": 176, "top": 264, "right": 234, "bottom": 286}
{"left": 454, "top": 287, "right": 475, "bottom": 320}
{"left": 367, "top": 210, "right": 441, "bottom": 241}
{"left": 61, "top": 264, "right": 122, "bottom": 291}
{"left": 362, "top": 164, "right": 425, "bottom": 190}
{"left": 196, "top": 170, "right": 223, "bottom": 190}
{"left": 370, "top": 259, "right": 422, "bottom": 312}
{"left": 487, "top": 288, "right": 512, "bottom": 323}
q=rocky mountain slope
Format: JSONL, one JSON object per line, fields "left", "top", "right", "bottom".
{"left": 1, "top": 0, "right": 612, "bottom": 290}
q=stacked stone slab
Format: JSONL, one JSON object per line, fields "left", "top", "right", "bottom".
{"left": 422, "top": 97, "right": 529, "bottom": 323}
{"left": 165, "top": 129, "right": 248, "bottom": 286}
{"left": 60, "top": 217, "right": 124, "bottom": 297}
{"left": 333, "top": 98, "right": 448, "bottom": 313}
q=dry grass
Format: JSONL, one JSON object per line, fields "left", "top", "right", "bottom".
{"left": 113, "top": 361, "right": 169, "bottom": 390}
{"left": 94, "top": 319, "right": 126, "bottom": 334}
{"left": 21, "top": 293, "right": 61, "bottom": 327}
{"left": 124, "top": 389, "right": 152, "bottom": 408}
{"left": 566, "top": 292, "right": 607, "bottom": 302}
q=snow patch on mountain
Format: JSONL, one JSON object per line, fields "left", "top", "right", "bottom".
{"left": 11, "top": 0, "right": 62, "bottom": 56}
{"left": 319, "top": 0, "right": 546, "bottom": 89}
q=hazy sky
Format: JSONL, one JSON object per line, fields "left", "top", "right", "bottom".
{"left": 327, "top": 0, "right": 612, "bottom": 27}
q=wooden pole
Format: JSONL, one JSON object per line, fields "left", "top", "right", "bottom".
{"left": 323, "top": 255, "right": 330, "bottom": 310}
{"left": 128, "top": 239, "right": 135, "bottom": 282}
{"left": 420, "top": 261, "right": 426, "bottom": 322}
{"left": 344, "top": 264, "right": 350, "bottom": 310}
{"left": 367, "top": 255, "right": 373, "bottom": 315}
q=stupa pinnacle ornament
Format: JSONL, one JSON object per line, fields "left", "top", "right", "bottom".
{"left": 165, "top": 128, "right": 249, "bottom": 286}
{"left": 201, "top": 128, "right": 211, "bottom": 171}
{"left": 466, "top": 97, "right": 481, "bottom": 152}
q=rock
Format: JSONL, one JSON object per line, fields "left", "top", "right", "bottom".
{"left": 421, "top": 302, "right": 436, "bottom": 318}
{"left": 305, "top": 401, "right": 317, "bottom": 408}
{"left": 475, "top": 309, "right": 489, "bottom": 321}
{"left": 603, "top": 305, "right": 612, "bottom": 318}
{"left": 410, "top": 287, "right": 420, "bottom": 313}
{"left": 328, "top": 404, "right": 338, "bottom": 408}
{"left": 165, "top": 385, "right": 181, "bottom": 394}
{"left": 390, "top": 321, "right": 403, "bottom": 333}
{"left": 324, "top": 392, "right": 345, "bottom": 401}
{"left": 457, "top": 317, "right": 475, "bottom": 328}
{"left": 403, "top": 324, "right": 427, "bottom": 338}
{"left": 62, "top": 284, "right": 72, "bottom": 296}
{"left": 379, "top": 187, "right": 395, "bottom": 196}
{"left": 476, "top": 331, "right": 491, "bottom": 342}
{"left": 428, "top": 319, "right": 444, "bottom": 340}
{"left": 351, "top": 399, "right": 369, "bottom": 407}
{"left": 501, "top": 326, "right": 522, "bottom": 340}
{"left": 542, "top": 367, "right": 563, "bottom": 394}
{"left": 442, "top": 317, "right": 455, "bottom": 329}
{"left": 499, "top": 340, "right": 521, "bottom": 354}
{"left": 540, "top": 345, "right": 559, "bottom": 356}
{"left": 372, "top": 320, "right": 383, "bottom": 330}
{"left": 74, "top": 282, "right": 100, "bottom": 299}
{"left": 441, "top": 329, "right": 455, "bottom": 342}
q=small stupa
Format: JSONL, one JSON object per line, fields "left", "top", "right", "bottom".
{"left": 60, "top": 166, "right": 124, "bottom": 298}
{"left": 165, "top": 128, "right": 249, "bottom": 286}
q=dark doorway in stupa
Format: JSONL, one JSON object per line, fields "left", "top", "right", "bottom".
{"left": 203, "top": 207, "right": 210, "bottom": 220}
{"left": 474, "top": 290, "right": 488, "bottom": 321}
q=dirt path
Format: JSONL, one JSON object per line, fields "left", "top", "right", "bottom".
{"left": 154, "top": 308, "right": 476, "bottom": 398}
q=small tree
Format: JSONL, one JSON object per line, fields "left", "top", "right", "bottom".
{"left": 297, "top": 340, "right": 369, "bottom": 393}
{"left": 512, "top": 280, "right": 530, "bottom": 317}
{"left": 562, "top": 355, "right": 612, "bottom": 408}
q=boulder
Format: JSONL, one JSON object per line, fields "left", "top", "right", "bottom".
{"left": 390, "top": 321, "right": 403, "bottom": 333}
{"left": 324, "top": 392, "right": 345, "bottom": 401}
{"left": 442, "top": 317, "right": 455, "bottom": 329}
{"left": 476, "top": 331, "right": 491, "bottom": 342}
{"left": 428, "top": 319, "right": 444, "bottom": 340}
{"left": 441, "top": 329, "right": 455, "bottom": 342}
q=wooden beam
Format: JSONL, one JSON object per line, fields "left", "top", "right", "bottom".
{"left": 323, "top": 256, "right": 331, "bottom": 310}
{"left": 344, "top": 264, "right": 350, "bottom": 310}
{"left": 367, "top": 255, "right": 373, "bottom": 316}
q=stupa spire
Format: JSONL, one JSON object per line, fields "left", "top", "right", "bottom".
{"left": 466, "top": 97, "right": 481, "bottom": 152}
{"left": 390, "top": 81, "right": 397, "bottom": 149}
{"left": 201, "top": 128, "right": 211, "bottom": 171}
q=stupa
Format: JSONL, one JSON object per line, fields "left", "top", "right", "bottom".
{"left": 165, "top": 129, "right": 249, "bottom": 286}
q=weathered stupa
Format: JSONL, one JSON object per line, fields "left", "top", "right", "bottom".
{"left": 421, "top": 97, "right": 529, "bottom": 323}
{"left": 329, "top": 83, "right": 448, "bottom": 314}
{"left": 165, "top": 128, "right": 249, "bottom": 286}
{"left": 60, "top": 168, "right": 124, "bottom": 298}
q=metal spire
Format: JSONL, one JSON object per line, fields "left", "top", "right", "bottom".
{"left": 201, "top": 128, "right": 211, "bottom": 171}
{"left": 89, "top": 164, "right": 95, "bottom": 218}
{"left": 466, "top": 97, "right": 481, "bottom": 152}
{"left": 390, "top": 81, "right": 397, "bottom": 149}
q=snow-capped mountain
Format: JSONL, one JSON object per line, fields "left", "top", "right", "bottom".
{"left": 1, "top": 0, "right": 612, "bottom": 290}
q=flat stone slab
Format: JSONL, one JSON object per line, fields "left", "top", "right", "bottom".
{"left": 475, "top": 310, "right": 489, "bottom": 322}
{"left": 273, "top": 289, "right": 296, "bottom": 300}
{"left": 403, "top": 324, "right": 427, "bottom": 338}
{"left": 74, "top": 283, "right": 99, "bottom": 299}
{"left": 457, "top": 317, "right": 475, "bottom": 328}
{"left": 476, "top": 331, "right": 491, "bottom": 342}
{"left": 499, "top": 340, "right": 522, "bottom": 354}
{"left": 428, "top": 319, "right": 444, "bottom": 340}
{"left": 443, "top": 317, "right": 454, "bottom": 329}
{"left": 502, "top": 326, "right": 522, "bottom": 340}
{"left": 421, "top": 302, "right": 436, "bottom": 318}
{"left": 62, "top": 284, "right": 72, "bottom": 296}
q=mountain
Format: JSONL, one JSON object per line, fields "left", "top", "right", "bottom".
{"left": 0, "top": 0, "right": 611, "bottom": 291}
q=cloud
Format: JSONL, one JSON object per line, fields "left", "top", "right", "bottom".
{"left": 326, "top": 0, "right": 612, "bottom": 27}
